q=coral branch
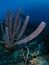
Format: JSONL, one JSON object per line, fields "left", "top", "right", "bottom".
{"left": 5, "top": 11, "right": 8, "bottom": 27}
{"left": 26, "top": 48, "right": 29, "bottom": 59}
{"left": 5, "top": 27, "right": 11, "bottom": 45}
{"left": 17, "top": 16, "right": 29, "bottom": 40}
{"left": 13, "top": 22, "right": 46, "bottom": 45}
{"left": 12, "top": 8, "right": 21, "bottom": 41}
{"left": 15, "top": 20, "right": 21, "bottom": 35}
{"left": 9, "top": 11, "right": 13, "bottom": 38}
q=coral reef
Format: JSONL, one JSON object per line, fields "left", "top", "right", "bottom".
{"left": 0, "top": 8, "right": 48, "bottom": 65}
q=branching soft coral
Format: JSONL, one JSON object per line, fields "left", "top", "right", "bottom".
{"left": 0, "top": 8, "right": 46, "bottom": 48}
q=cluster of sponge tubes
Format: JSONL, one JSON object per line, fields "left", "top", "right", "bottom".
{"left": 0, "top": 8, "right": 46, "bottom": 48}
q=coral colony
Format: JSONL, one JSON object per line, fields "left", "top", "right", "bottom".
{"left": 0, "top": 8, "right": 47, "bottom": 65}
{"left": 0, "top": 8, "right": 46, "bottom": 48}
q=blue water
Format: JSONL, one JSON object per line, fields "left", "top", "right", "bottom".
{"left": 0, "top": 0, "right": 49, "bottom": 28}
{"left": 0, "top": 1, "right": 49, "bottom": 64}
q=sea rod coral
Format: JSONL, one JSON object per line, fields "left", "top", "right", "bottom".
{"left": 0, "top": 8, "right": 46, "bottom": 48}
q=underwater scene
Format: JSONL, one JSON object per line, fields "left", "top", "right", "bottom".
{"left": 0, "top": 0, "right": 49, "bottom": 65}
